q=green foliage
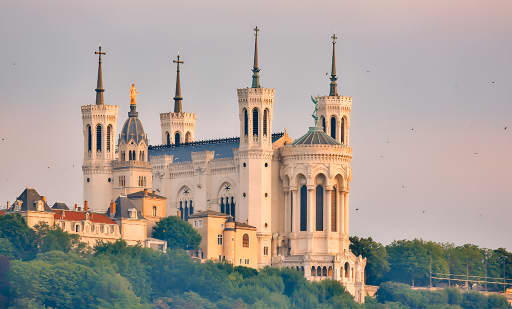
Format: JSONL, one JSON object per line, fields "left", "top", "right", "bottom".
{"left": 0, "top": 214, "right": 37, "bottom": 259}
{"left": 350, "top": 236, "right": 390, "bottom": 285}
{"left": 0, "top": 239, "right": 17, "bottom": 259}
{"left": 152, "top": 216, "right": 201, "bottom": 250}
{"left": 33, "top": 222, "right": 82, "bottom": 253}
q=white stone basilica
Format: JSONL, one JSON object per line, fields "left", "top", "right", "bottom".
{"left": 81, "top": 30, "right": 366, "bottom": 302}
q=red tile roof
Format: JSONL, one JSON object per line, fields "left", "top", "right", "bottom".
{"left": 0, "top": 210, "right": 4, "bottom": 216}
{"left": 53, "top": 210, "right": 116, "bottom": 224}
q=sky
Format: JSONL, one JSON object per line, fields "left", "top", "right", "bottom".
{"left": 0, "top": 0, "right": 511, "bottom": 250}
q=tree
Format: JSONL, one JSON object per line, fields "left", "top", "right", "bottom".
{"left": 0, "top": 255, "right": 9, "bottom": 309}
{"left": 350, "top": 236, "right": 390, "bottom": 285}
{"left": 33, "top": 223, "right": 81, "bottom": 253}
{"left": 0, "top": 214, "right": 36, "bottom": 259}
{"left": 152, "top": 216, "right": 201, "bottom": 250}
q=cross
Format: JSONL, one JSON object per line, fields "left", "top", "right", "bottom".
{"left": 173, "top": 54, "right": 184, "bottom": 69}
{"left": 254, "top": 26, "right": 260, "bottom": 37}
{"left": 94, "top": 46, "right": 106, "bottom": 62}
{"left": 331, "top": 34, "right": 338, "bottom": 44}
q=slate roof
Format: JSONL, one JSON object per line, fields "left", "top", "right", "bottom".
{"left": 120, "top": 117, "right": 147, "bottom": 145}
{"left": 53, "top": 209, "right": 116, "bottom": 224}
{"left": 149, "top": 132, "right": 284, "bottom": 163}
{"left": 293, "top": 126, "right": 340, "bottom": 145}
{"left": 127, "top": 190, "right": 166, "bottom": 199}
{"left": 108, "top": 196, "right": 144, "bottom": 219}
{"left": 14, "top": 188, "right": 52, "bottom": 212}
{"left": 0, "top": 210, "right": 5, "bottom": 216}
{"left": 189, "top": 209, "right": 229, "bottom": 219}
{"left": 52, "top": 202, "right": 69, "bottom": 210}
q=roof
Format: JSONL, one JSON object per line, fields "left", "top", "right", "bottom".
{"left": 189, "top": 209, "right": 229, "bottom": 219}
{"left": 13, "top": 188, "right": 52, "bottom": 212}
{"left": 235, "top": 222, "right": 257, "bottom": 230}
{"left": 127, "top": 190, "right": 166, "bottom": 199}
{"left": 293, "top": 126, "right": 340, "bottom": 145}
{"left": 0, "top": 210, "right": 4, "bottom": 216}
{"left": 52, "top": 202, "right": 69, "bottom": 210}
{"left": 120, "top": 116, "right": 147, "bottom": 145}
{"left": 149, "top": 132, "right": 284, "bottom": 163}
{"left": 108, "top": 196, "right": 144, "bottom": 219}
{"left": 53, "top": 209, "right": 116, "bottom": 224}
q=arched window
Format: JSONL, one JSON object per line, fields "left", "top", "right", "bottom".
{"left": 344, "top": 262, "right": 350, "bottom": 278}
{"left": 220, "top": 197, "right": 224, "bottom": 213}
{"left": 341, "top": 117, "right": 345, "bottom": 144}
{"left": 300, "top": 185, "right": 307, "bottom": 231}
{"left": 243, "top": 108, "right": 248, "bottom": 136}
{"left": 139, "top": 151, "right": 143, "bottom": 161}
{"left": 331, "top": 187, "right": 337, "bottom": 232}
{"left": 311, "top": 266, "right": 316, "bottom": 277}
{"left": 87, "top": 125, "right": 92, "bottom": 152}
{"left": 107, "top": 125, "right": 112, "bottom": 152}
{"left": 179, "top": 201, "right": 183, "bottom": 220}
{"left": 121, "top": 151, "right": 125, "bottom": 161}
{"left": 317, "top": 267, "right": 322, "bottom": 277}
{"left": 321, "top": 117, "right": 326, "bottom": 133}
{"left": 322, "top": 266, "right": 327, "bottom": 276}
{"left": 328, "top": 266, "right": 333, "bottom": 277}
{"left": 330, "top": 116, "right": 336, "bottom": 139}
{"left": 175, "top": 132, "right": 181, "bottom": 146}
{"left": 185, "top": 132, "right": 191, "bottom": 143}
{"left": 242, "top": 234, "right": 249, "bottom": 247}
{"left": 96, "top": 124, "right": 102, "bottom": 151}
{"left": 230, "top": 197, "right": 235, "bottom": 217}
{"left": 189, "top": 200, "right": 193, "bottom": 215}
{"left": 184, "top": 200, "right": 189, "bottom": 221}
{"left": 252, "top": 108, "right": 259, "bottom": 136}
{"left": 263, "top": 109, "right": 269, "bottom": 136}
{"left": 166, "top": 132, "right": 170, "bottom": 145}
{"left": 316, "top": 185, "right": 324, "bottom": 231}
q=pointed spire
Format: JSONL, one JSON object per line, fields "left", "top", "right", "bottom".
{"left": 329, "top": 34, "right": 339, "bottom": 96}
{"left": 94, "top": 46, "right": 106, "bottom": 105}
{"left": 172, "top": 54, "right": 184, "bottom": 113}
{"left": 251, "top": 26, "right": 261, "bottom": 88}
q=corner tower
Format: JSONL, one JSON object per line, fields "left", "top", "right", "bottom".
{"left": 317, "top": 34, "right": 351, "bottom": 146}
{"left": 160, "top": 54, "right": 196, "bottom": 146}
{"left": 82, "top": 46, "right": 119, "bottom": 213}
{"left": 112, "top": 84, "right": 152, "bottom": 199}
{"left": 237, "top": 27, "right": 274, "bottom": 268}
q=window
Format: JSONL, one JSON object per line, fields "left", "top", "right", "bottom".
{"left": 139, "top": 151, "right": 144, "bottom": 161}
{"left": 119, "top": 176, "right": 125, "bottom": 187}
{"left": 341, "top": 117, "right": 345, "bottom": 144}
{"left": 220, "top": 197, "right": 224, "bottom": 213}
{"left": 100, "top": 224, "right": 105, "bottom": 233}
{"left": 166, "top": 131, "right": 170, "bottom": 145}
{"left": 263, "top": 109, "right": 268, "bottom": 136}
{"left": 175, "top": 132, "right": 181, "bottom": 146}
{"left": 87, "top": 125, "right": 92, "bottom": 152}
{"left": 290, "top": 191, "right": 293, "bottom": 232}
{"left": 263, "top": 246, "right": 268, "bottom": 256}
{"left": 316, "top": 185, "right": 324, "bottom": 231}
{"left": 179, "top": 201, "right": 183, "bottom": 220}
{"left": 243, "top": 108, "right": 248, "bottom": 136}
{"left": 107, "top": 125, "right": 112, "bottom": 152}
{"left": 242, "top": 234, "right": 249, "bottom": 248}
{"left": 252, "top": 108, "right": 259, "bottom": 136}
{"left": 230, "top": 197, "right": 235, "bottom": 217}
{"left": 344, "top": 262, "right": 349, "bottom": 278}
{"left": 96, "top": 124, "right": 102, "bottom": 151}
{"left": 331, "top": 188, "right": 337, "bottom": 232}
{"left": 311, "top": 266, "right": 316, "bottom": 277}
{"left": 218, "top": 234, "right": 223, "bottom": 245}
{"left": 121, "top": 151, "right": 125, "bottom": 161}
{"left": 321, "top": 116, "right": 326, "bottom": 133}
{"left": 317, "top": 267, "right": 322, "bottom": 277}
{"left": 152, "top": 206, "right": 157, "bottom": 217}
{"left": 110, "top": 225, "right": 114, "bottom": 234}
{"left": 322, "top": 266, "right": 327, "bottom": 276}
{"left": 330, "top": 116, "right": 336, "bottom": 139}
{"left": 75, "top": 224, "right": 80, "bottom": 233}
{"left": 189, "top": 200, "right": 193, "bottom": 215}
{"left": 300, "top": 185, "right": 307, "bottom": 231}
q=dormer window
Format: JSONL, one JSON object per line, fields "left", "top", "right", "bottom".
{"left": 128, "top": 208, "right": 138, "bottom": 219}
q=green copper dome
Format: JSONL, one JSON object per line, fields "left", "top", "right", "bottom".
{"left": 293, "top": 126, "right": 340, "bottom": 145}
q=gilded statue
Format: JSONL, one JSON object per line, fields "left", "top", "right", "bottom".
{"left": 130, "top": 83, "right": 140, "bottom": 105}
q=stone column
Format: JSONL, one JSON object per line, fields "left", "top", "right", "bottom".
{"left": 339, "top": 189, "right": 345, "bottom": 235}
{"left": 344, "top": 192, "right": 349, "bottom": 235}
{"left": 307, "top": 186, "right": 314, "bottom": 232}
{"left": 284, "top": 186, "right": 290, "bottom": 233}
{"left": 325, "top": 186, "right": 333, "bottom": 233}
{"left": 291, "top": 187, "right": 299, "bottom": 233}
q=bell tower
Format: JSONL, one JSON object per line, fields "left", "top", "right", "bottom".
{"left": 317, "top": 34, "right": 351, "bottom": 146}
{"left": 160, "top": 54, "right": 196, "bottom": 146}
{"left": 82, "top": 46, "right": 119, "bottom": 213}
{"left": 237, "top": 27, "right": 274, "bottom": 268}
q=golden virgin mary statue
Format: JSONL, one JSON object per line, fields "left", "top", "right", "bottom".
{"left": 129, "top": 83, "right": 140, "bottom": 105}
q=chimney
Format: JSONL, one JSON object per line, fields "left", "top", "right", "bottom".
{"left": 144, "top": 188, "right": 148, "bottom": 196}
{"left": 152, "top": 190, "right": 156, "bottom": 196}
{"left": 84, "top": 201, "right": 88, "bottom": 212}
{"left": 110, "top": 201, "right": 116, "bottom": 217}
{"left": 41, "top": 196, "right": 47, "bottom": 203}
{"left": 74, "top": 203, "right": 78, "bottom": 211}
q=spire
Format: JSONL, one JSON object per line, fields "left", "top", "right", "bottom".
{"left": 329, "top": 34, "right": 338, "bottom": 96}
{"left": 251, "top": 26, "right": 261, "bottom": 88}
{"left": 172, "top": 54, "right": 184, "bottom": 113}
{"left": 94, "top": 46, "right": 106, "bottom": 105}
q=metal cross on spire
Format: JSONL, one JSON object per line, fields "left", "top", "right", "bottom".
{"left": 173, "top": 54, "right": 184, "bottom": 113}
{"left": 251, "top": 26, "right": 261, "bottom": 88}
{"left": 329, "top": 34, "right": 339, "bottom": 96}
{"left": 94, "top": 45, "right": 106, "bottom": 105}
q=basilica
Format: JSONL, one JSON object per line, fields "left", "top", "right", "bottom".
{"left": 81, "top": 29, "right": 366, "bottom": 302}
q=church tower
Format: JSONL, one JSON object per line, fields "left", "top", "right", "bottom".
{"left": 237, "top": 27, "right": 275, "bottom": 268}
{"left": 112, "top": 84, "right": 152, "bottom": 199}
{"left": 160, "top": 54, "right": 196, "bottom": 146}
{"left": 317, "top": 34, "right": 351, "bottom": 146}
{"left": 82, "top": 46, "right": 119, "bottom": 213}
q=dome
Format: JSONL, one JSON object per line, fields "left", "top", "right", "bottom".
{"left": 293, "top": 126, "right": 340, "bottom": 145}
{"left": 120, "top": 116, "right": 147, "bottom": 145}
